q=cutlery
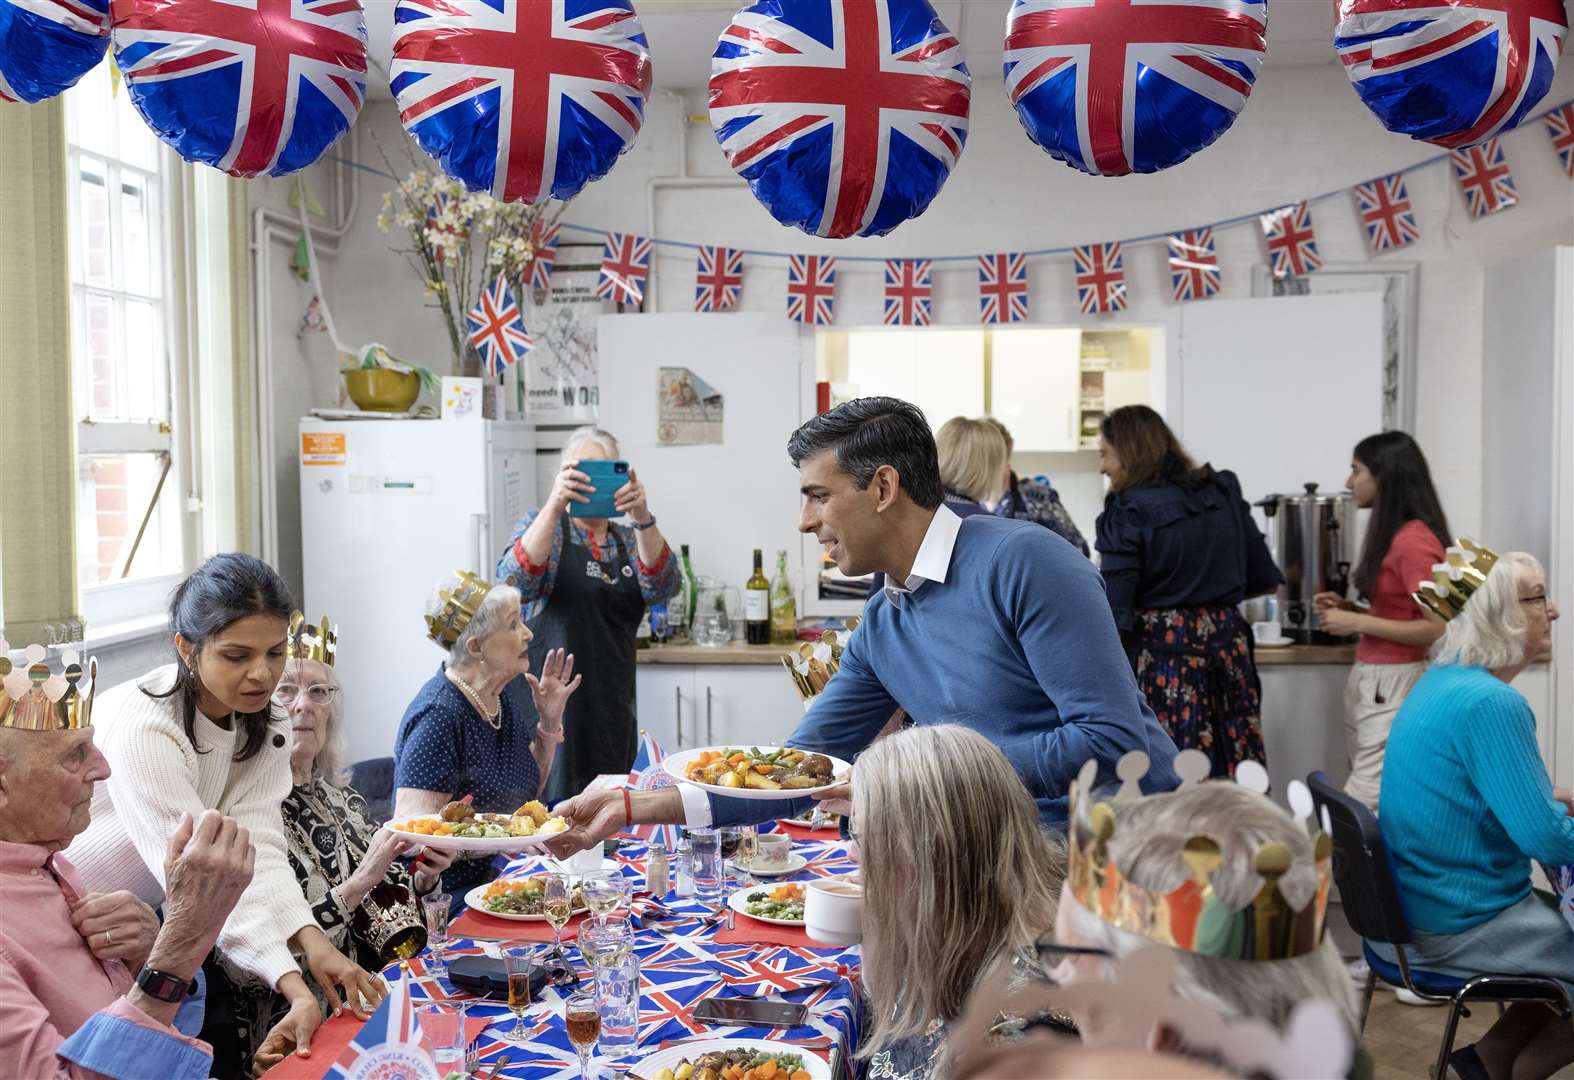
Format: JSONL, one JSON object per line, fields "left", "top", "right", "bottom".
{"left": 480, "top": 1055, "right": 511, "bottom": 1079}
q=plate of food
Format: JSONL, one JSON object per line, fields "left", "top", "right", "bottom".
{"left": 464, "top": 875, "right": 589, "bottom": 922}
{"left": 778, "top": 811, "right": 840, "bottom": 831}
{"left": 636, "top": 1040, "right": 827, "bottom": 1080}
{"left": 728, "top": 882, "right": 806, "bottom": 926}
{"left": 662, "top": 746, "right": 850, "bottom": 801}
{"left": 383, "top": 799, "right": 568, "bottom": 852}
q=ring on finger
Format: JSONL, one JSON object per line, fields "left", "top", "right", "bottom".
{"left": 105, "top": 928, "right": 115, "bottom": 946}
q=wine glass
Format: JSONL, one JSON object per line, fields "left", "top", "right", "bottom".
{"left": 419, "top": 892, "right": 450, "bottom": 976}
{"left": 582, "top": 869, "right": 624, "bottom": 926}
{"left": 564, "top": 990, "right": 600, "bottom": 1080}
{"left": 718, "top": 827, "right": 742, "bottom": 891}
{"left": 500, "top": 946, "right": 536, "bottom": 1045}
{"left": 542, "top": 872, "right": 574, "bottom": 963}
{"left": 736, "top": 825, "right": 759, "bottom": 885}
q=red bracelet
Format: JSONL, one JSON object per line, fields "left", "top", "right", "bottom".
{"left": 622, "top": 788, "right": 633, "bottom": 829}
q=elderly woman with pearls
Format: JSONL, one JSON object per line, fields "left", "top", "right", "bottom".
{"left": 393, "top": 573, "right": 582, "bottom": 902}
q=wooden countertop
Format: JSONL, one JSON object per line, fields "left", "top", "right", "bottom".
{"left": 639, "top": 641, "right": 1358, "bottom": 666}
{"left": 1254, "top": 644, "right": 1357, "bottom": 665}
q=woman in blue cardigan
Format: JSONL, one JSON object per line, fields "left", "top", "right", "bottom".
{"left": 1377, "top": 546, "right": 1572, "bottom": 1080}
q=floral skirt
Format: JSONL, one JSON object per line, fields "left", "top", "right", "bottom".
{"left": 1127, "top": 605, "right": 1266, "bottom": 777}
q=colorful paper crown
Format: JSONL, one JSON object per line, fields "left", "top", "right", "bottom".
{"left": 1412, "top": 538, "right": 1500, "bottom": 622}
{"left": 287, "top": 612, "right": 338, "bottom": 667}
{"left": 425, "top": 571, "right": 492, "bottom": 649}
{"left": 1067, "top": 750, "right": 1333, "bottom": 961}
{"left": 0, "top": 642, "right": 98, "bottom": 731}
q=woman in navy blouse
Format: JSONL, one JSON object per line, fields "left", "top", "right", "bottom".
{"left": 1095, "top": 406, "right": 1283, "bottom": 776}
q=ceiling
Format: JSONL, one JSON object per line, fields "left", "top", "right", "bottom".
{"left": 361, "top": 0, "right": 1345, "bottom": 101}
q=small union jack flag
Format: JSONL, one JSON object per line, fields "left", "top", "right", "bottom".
{"left": 883, "top": 259, "right": 932, "bottom": 326}
{"left": 1450, "top": 137, "right": 1517, "bottom": 219}
{"left": 1167, "top": 229, "right": 1220, "bottom": 303}
{"left": 528, "top": 220, "right": 559, "bottom": 291}
{"left": 978, "top": 253, "right": 1028, "bottom": 324}
{"left": 1547, "top": 103, "right": 1574, "bottom": 178}
{"left": 467, "top": 274, "right": 531, "bottom": 378}
{"left": 787, "top": 255, "right": 837, "bottom": 326}
{"left": 325, "top": 969, "right": 424, "bottom": 1079}
{"left": 1260, "top": 202, "right": 1322, "bottom": 278}
{"left": 627, "top": 729, "right": 681, "bottom": 851}
{"left": 1074, "top": 243, "right": 1125, "bottom": 315}
{"left": 597, "top": 231, "right": 651, "bottom": 305}
{"left": 694, "top": 246, "right": 743, "bottom": 312}
{"left": 1353, "top": 174, "right": 1419, "bottom": 253}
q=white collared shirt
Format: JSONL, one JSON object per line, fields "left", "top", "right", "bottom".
{"left": 882, "top": 505, "right": 963, "bottom": 608}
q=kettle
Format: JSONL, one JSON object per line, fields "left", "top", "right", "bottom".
{"left": 1256, "top": 483, "right": 1358, "bottom": 645}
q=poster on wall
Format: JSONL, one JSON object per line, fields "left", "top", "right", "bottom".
{"left": 657, "top": 367, "right": 723, "bottom": 445}
{"left": 522, "top": 269, "right": 601, "bottom": 422}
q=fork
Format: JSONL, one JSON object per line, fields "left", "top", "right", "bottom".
{"left": 464, "top": 1040, "right": 480, "bottom": 1074}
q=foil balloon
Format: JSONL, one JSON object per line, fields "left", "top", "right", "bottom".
{"left": 1003, "top": 0, "right": 1267, "bottom": 176}
{"left": 0, "top": 0, "right": 109, "bottom": 104}
{"left": 1335, "top": 0, "right": 1567, "bottom": 150}
{"left": 391, "top": 0, "right": 653, "bottom": 205}
{"left": 110, "top": 0, "right": 367, "bottom": 177}
{"left": 709, "top": 0, "right": 971, "bottom": 239}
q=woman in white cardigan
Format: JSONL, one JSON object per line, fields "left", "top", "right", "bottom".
{"left": 68, "top": 554, "right": 383, "bottom": 1079}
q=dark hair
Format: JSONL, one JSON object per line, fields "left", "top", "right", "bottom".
{"left": 146, "top": 552, "right": 294, "bottom": 762}
{"left": 1099, "top": 405, "right": 1210, "bottom": 492}
{"left": 786, "top": 397, "right": 944, "bottom": 510}
{"left": 1350, "top": 431, "right": 1450, "bottom": 600}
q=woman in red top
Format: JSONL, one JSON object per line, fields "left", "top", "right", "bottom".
{"left": 1315, "top": 432, "right": 1449, "bottom": 810}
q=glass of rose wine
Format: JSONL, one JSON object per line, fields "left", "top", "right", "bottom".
{"left": 564, "top": 990, "right": 600, "bottom": 1080}
{"left": 500, "top": 946, "right": 535, "bottom": 1044}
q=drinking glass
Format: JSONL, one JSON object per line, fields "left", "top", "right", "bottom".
{"left": 593, "top": 950, "right": 640, "bottom": 1059}
{"left": 420, "top": 892, "right": 451, "bottom": 976}
{"left": 579, "top": 917, "right": 633, "bottom": 974}
{"left": 415, "top": 1001, "right": 466, "bottom": 1075}
{"left": 541, "top": 872, "right": 574, "bottom": 963}
{"left": 500, "top": 946, "right": 536, "bottom": 1044}
{"left": 564, "top": 990, "right": 600, "bottom": 1080}
{"left": 717, "top": 826, "right": 743, "bottom": 889}
{"left": 581, "top": 869, "right": 624, "bottom": 926}
{"left": 688, "top": 827, "right": 723, "bottom": 910}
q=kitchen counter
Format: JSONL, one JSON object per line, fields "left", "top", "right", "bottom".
{"left": 1253, "top": 644, "right": 1356, "bottom": 665}
{"left": 639, "top": 641, "right": 1357, "bottom": 666}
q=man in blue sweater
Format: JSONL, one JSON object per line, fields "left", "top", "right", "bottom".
{"left": 549, "top": 397, "right": 1178, "bottom": 848}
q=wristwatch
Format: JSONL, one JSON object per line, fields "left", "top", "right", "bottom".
{"left": 135, "top": 966, "right": 195, "bottom": 1003}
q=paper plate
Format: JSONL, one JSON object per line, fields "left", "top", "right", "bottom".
{"left": 662, "top": 746, "right": 851, "bottom": 802}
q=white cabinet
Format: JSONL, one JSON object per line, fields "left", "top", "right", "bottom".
{"left": 990, "top": 329, "right": 1082, "bottom": 451}
{"left": 635, "top": 664, "right": 805, "bottom": 752}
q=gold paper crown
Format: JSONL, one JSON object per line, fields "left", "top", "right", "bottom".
{"left": 780, "top": 617, "right": 860, "bottom": 702}
{"left": 286, "top": 612, "right": 338, "bottom": 667}
{"left": 1067, "top": 751, "right": 1333, "bottom": 961}
{"left": 0, "top": 642, "right": 98, "bottom": 731}
{"left": 1412, "top": 538, "right": 1500, "bottom": 622}
{"left": 425, "top": 571, "right": 492, "bottom": 648}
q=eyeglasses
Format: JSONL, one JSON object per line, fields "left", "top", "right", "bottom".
{"left": 272, "top": 683, "right": 338, "bottom": 706}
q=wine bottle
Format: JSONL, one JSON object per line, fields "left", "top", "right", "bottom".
{"left": 745, "top": 548, "right": 771, "bottom": 645}
{"left": 770, "top": 549, "right": 796, "bottom": 645}
{"left": 673, "top": 544, "right": 698, "bottom": 643}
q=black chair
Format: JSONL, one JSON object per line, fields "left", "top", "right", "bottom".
{"left": 350, "top": 756, "right": 395, "bottom": 824}
{"left": 1306, "top": 771, "right": 1571, "bottom": 1080}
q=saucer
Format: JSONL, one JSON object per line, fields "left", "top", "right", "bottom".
{"left": 1256, "top": 635, "right": 1294, "bottom": 648}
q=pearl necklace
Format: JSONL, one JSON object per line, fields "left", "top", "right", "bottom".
{"left": 445, "top": 666, "right": 501, "bottom": 730}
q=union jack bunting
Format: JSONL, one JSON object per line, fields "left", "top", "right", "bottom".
{"left": 113, "top": 0, "right": 367, "bottom": 178}
{"left": 883, "top": 259, "right": 933, "bottom": 326}
{"left": 708, "top": 0, "right": 971, "bottom": 238}
{"left": 1544, "top": 102, "right": 1574, "bottom": 178}
{"left": 978, "top": 253, "right": 1028, "bottom": 324}
{"left": 787, "top": 255, "right": 837, "bottom": 325}
{"left": 467, "top": 275, "right": 532, "bottom": 378}
{"left": 1073, "top": 243, "right": 1125, "bottom": 315}
{"left": 694, "top": 246, "right": 744, "bottom": 312}
{"left": 1259, "top": 202, "right": 1322, "bottom": 278}
{"left": 528, "top": 220, "right": 560, "bottom": 291}
{"left": 391, "top": 0, "right": 652, "bottom": 204}
{"left": 1450, "top": 137, "right": 1517, "bottom": 219}
{"left": 1167, "top": 229, "right": 1220, "bottom": 303}
{"left": 324, "top": 969, "right": 424, "bottom": 1079}
{"left": 597, "top": 232, "right": 651, "bottom": 305}
{"left": 1352, "top": 174, "right": 1419, "bottom": 253}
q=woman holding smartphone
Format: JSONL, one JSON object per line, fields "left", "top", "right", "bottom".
{"left": 496, "top": 426, "right": 681, "bottom": 800}
{"left": 1315, "top": 432, "right": 1449, "bottom": 811}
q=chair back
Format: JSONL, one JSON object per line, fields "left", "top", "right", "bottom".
{"left": 1306, "top": 771, "right": 1412, "bottom": 945}
{"left": 350, "top": 756, "right": 396, "bottom": 824}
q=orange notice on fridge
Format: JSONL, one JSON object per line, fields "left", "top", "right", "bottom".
{"left": 302, "top": 432, "right": 346, "bottom": 466}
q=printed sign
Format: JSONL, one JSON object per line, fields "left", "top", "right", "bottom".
{"left": 657, "top": 367, "right": 723, "bottom": 446}
{"left": 523, "top": 269, "right": 601, "bottom": 423}
{"left": 302, "top": 432, "right": 347, "bottom": 467}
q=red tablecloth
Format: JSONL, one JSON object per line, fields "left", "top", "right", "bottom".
{"left": 449, "top": 908, "right": 590, "bottom": 942}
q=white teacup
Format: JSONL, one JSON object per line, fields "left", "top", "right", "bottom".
{"left": 754, "top": 833, "right": 791, "bottom": 872}
{"left": 1253, "top": 621, "right": 1285, "bottom": 643}
{"left": 804, "top": 877, "right": 862, "bottom": 945}
{"left": 566, "top": 846, "right": 604, "bottom": 876}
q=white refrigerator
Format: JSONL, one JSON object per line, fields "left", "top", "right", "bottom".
{"left": 299, "top": 417, "right": 536, "bottom": 762}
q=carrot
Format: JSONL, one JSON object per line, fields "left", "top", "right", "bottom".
{"left": 727, "top": 752, "right": 748, "bottom": 765}
{"left": 753, "top": 763, "right": 776, "bottom": 775}
{"left": 757, "top": 1060, "right": 779, "bottom": 1079}
{"left": 790, "top": 1071, "right": 810, "bottom": 1080}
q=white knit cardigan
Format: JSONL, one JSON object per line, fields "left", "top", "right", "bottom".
{"left": 67, "top": 665, "right": 314, "bottom": 989}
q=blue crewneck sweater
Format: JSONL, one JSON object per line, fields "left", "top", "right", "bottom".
{"left": 1380, "top": 663, "right": 1574, "bottom": 934}
{"left": 710, "top": 514, "right": 1179, "bottom": 829}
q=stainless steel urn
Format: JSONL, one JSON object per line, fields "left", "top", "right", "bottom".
{"left": 1256, "top": 483, "right": 1359, "bottom": 644}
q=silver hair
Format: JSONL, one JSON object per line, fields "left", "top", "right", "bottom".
{"left": 1062, "top": 781, "right": 1357, "bottom": 1036}
{"left": 1430, "top": 551, "right": 1542, "bottom": 671}
{"left": 425, "top": 580, "right": 522, "bottom": 668}
{"left": 561, "top": 425, "right": 620, "bottom": 467}
{"left": 285, "top": 657, "right": 348, "bottom": 787}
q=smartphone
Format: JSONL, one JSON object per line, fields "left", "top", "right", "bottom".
{"left": 691, "top": 996, "right": 808, "bottom": 1029}
{"left": 567, "top": 459, "right": 629, "bottom": 518}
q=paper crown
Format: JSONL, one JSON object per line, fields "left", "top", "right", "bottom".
{"left": 1067, "top": 750, "right": 1333, "bottom": 962}
{"left": 1412, "top": 537, "right": 1500, "bottom": 622}
{"left": 286, "top": 612, "right": 338, "bottom": 667}
{"left": 0, "top": 642, "right": 98, "bottom": 731}
{"left": 425, "top": 571, "right": 492, "bottom": 649}
{"left": 780, "top": 617, "right": 860, "bottom": 702}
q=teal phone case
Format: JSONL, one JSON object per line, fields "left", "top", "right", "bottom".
{"left": 567, "top": 459, "right": 628, "bottom": 517}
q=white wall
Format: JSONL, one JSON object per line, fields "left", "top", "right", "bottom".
{"left": 254, "top": 65, "right": 1574, "bottom": 600}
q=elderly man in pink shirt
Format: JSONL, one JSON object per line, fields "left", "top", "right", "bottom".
{"left": 0, "top": 648, "right": 253, "bottom": 1080}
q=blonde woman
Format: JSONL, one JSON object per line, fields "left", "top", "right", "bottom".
{"left": 854, "top": 724, "right": 1066, "bottom": 1079}
{"left": 935, "top": 416, "right": 1009, "bottom": 511}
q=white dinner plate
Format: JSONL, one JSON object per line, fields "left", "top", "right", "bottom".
{"left": 728, "top": 852, "right": 808, "bottom": 878}
{"left": 661, "top": 746, "right": 851, "bottom": 801}
{"left": 380, "top": 816, "right": 565, "bottom": 853}
{"left": 727, "top": 883, "right": 806, "bottom": 927}
{"left": 779, "top": 814, "right": 839, "bottom": 830}
{"left": 634, "top": 1039, "right": 831, "bottom": 1079}
{"left": 463, "top": 882, "right": 589, "bottom": 923}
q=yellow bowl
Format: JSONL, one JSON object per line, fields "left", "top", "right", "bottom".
{"left": 344, "top": 368, "right": 420, "bottom": 412}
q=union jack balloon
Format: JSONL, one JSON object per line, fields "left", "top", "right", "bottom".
{"left": 111, "top": 0, "right": 367, "bottom": 177}
{"left": 392, "top": 0, "right": 653, "bottom": 204}
{"left": 709, "top": 0, "right": 971, "bottom": 238}
{"left": 0, "top": 0, "right": 109, "bottom": 104}
{"left": 1335, "top": 0, "right": 1567, "bottom": 150}
{"left": 1004, "top": 0, "right": 1267, "bottom": 176}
